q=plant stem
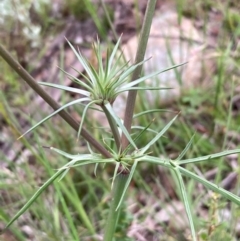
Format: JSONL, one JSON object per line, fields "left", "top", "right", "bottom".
{"left": 102, "top": 104, "right": 121, "bottom": 150}
{"left": 121, "top": 0, "right": 157, "bottom": 150}
{"left": 103, "top": 173, "right": 128, "bottom": 241}
{"left": 0, "top": 44, "right": 111, "bottom": 158}
{"left": 103, "top": 1, "right": 158, "bottom": 239}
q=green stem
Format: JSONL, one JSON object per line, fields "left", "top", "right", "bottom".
{"left": 0, "top": 43, "right": 111, "bottom": 158}
{"left": 102, "top": 104, "right": 121, "bottom": 150}
{"left": 103, "top": 1, "right": 158, "bottom": 239}
{"left": 103, "top": 173, "right": 128, "bottom": 241}
{"left": 121, "top": 0, "right": 157, "bottom": 150}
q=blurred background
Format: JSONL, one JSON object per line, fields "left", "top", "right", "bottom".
{"left": 1, "top": 0, "right": 240, "bottom": 240}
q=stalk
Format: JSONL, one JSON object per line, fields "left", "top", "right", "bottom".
{"left": 103, "top": 1, "right": 157, "bottom": 239}
{"left": 102, "top": 104, "right": 121, "bottom": 150}
{"left": 103, "top": 173, "right": 128, "bottom": 241}
{"left": 121, "top": 0, "right": 157, "bottom": 150}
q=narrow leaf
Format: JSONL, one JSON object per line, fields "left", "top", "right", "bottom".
{"left": 3, "top": 169, "right": 65, "bottom": 231}
{"left": 116, "top": 86, "right": 171, "bottom": 94}
{"left": 137, "top": 155, "right": 172, "bottom": 168}
{"left": 140, "top": 115, "right": 178, "bottom": 154}
{"left": 179, "top": 166, "right": 240, "bottom": 206}
{"left": 115, "top": 59, "right": 148, "bottom": 87}
{"left": 173, "top": 167, "right": 197, "bottom": 241}
{"left": 133, "top": 109, "right": 174, "bottom": 119}
{"left": 94, "top": 163, "right": 99, "bottom": 176}
{"left": 131, "top": 125, "right": 158, "bottom": 134}
{"left": 65, "top": 158, "right": 116, "bottom": 169}
{"left": 77, "top": 100, "right": 100, "bottom": 140}
{"left": 38, "top": 82, "right": 90, "bottom": 97}
{"left": 108, "top": 56, "right": 128, "bottom": 82}
{"left": 18, "top": 97, "right": 90, "bottom": 139}
{"left": 123, "top": 120, "right": 155, "bottom": 155}
{"left": 107, "top": 36, "right": 122, "bottom": 73}
{"left": 179, "top": 149, "right": 240, "bottom": 165}
{"left": 59, "top": 67, "right": 93, "bottom": 91}
{"left": 66, "top": 39, "right": 97, "bottom": 84}
{"left": 50, "top": 146, "right": 83, "bottom": 159}
{"left": 119, "top": 62, "right": 187, "bottom": 90}
{"left": 68, "top": 66, "right": 93, "bottom": 87}
{"left": 58, "top": 168, "right": 70, "bottom": 181}
{"left": 176, "top": 134, "right": 195, "bottom": 161}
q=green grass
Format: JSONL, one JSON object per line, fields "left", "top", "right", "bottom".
{"left": 1, "top": 0, "right": 240, "bottom": 240}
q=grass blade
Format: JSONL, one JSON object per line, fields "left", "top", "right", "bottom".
{"left": 3, "top": 169, "right": 65, "bottom": 231}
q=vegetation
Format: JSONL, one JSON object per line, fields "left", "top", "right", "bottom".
{"left": 1, "top": 0, "right": 240, "bottom": 240}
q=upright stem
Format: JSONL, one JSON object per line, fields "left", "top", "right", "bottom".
{"left": 103, "top": 174, "right": 128, "bottom": 241}
{"left": 121, "top": 0, "right": 157, "bottom": 150}
{"left": 0, "top": 44, "right": 111, "bottom": 158}
{"left": 102, "top": 104, "right": 121, "bottom": 150}
{"left": 103, "top": 1, "right": 157, "bottom": 240}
